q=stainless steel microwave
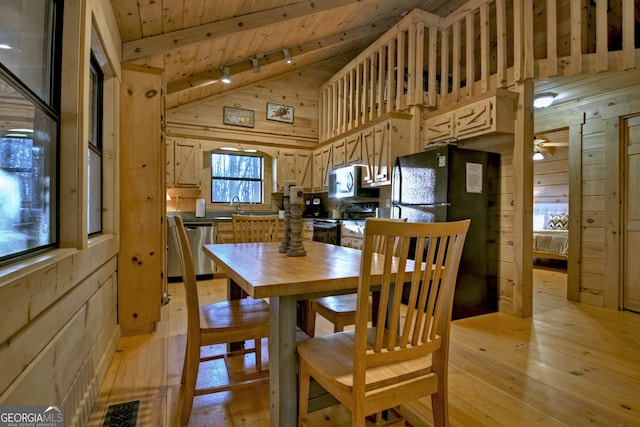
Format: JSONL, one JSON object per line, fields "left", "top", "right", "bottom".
{"left": 328, "top": 165, "right": 379, "bottom": 199}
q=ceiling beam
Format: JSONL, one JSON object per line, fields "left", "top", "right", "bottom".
{"left": 123, "top": 0, "right": 372, "bottom": 62}
{"left": 166, "top": 17, "right": 398, "bottom": 95}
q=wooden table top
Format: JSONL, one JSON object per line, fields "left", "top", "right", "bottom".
{"left": 203, "top": 241, "right": 397, "bottom": 299}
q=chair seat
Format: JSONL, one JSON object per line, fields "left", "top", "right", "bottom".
{"left": 297, "top": 329, "right": 435, "bottom": 392}
{"left": 200, "top": 298, "right": 270, "bottom": 344}
{"left": 308, "top": 295, "right": 371, "bottom": 336}
{"left": 312, "top": 294, "right": 360, "bottom": 314}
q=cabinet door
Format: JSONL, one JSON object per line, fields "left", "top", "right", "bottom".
{"left": 362, "top": 123, "right": 390, "bottom": 186}
{"left": 362, "top": 117, "right": 409, "bottom": 187}
{"left": 361, "top": 126, "right": 375, "bottom": 186}
{"left": 175, "top": 139, "right": 200, "bottom": 187}
{"left": 277, "top": 150, "right": 297, "bottom": 190}
{"left": 454, "top": 98, "right": 494, "bottom": 137}
{"left": 425, "top": 112, "right": 454, "bottom": 143}
{"left": 372, "top": 122, "right": 391, "bottom": 184}
{"left": 321, "top": 146, "right": 333, "bottom": 191}
{"left": 312, "top": 146, "right": 332, "bottom": 192}
{"left": 166, "top": 137, "right": 175, "bottom": 187}
{"left": 345, "top": 132, "right": 362, "bottom": 165}
{"left": 295, "top": 151, "right": 312, "bottom": 191}
{"left": 312, "top": 150, "right": 324, "bottom": 192}
{"left": 332, "top": 138, "right": 347, "bottom": 168}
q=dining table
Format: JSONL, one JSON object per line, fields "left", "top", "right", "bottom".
{"left": 202, "top": 240, "right": 408, "bottom": 427}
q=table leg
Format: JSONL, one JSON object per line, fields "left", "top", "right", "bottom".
{"left": 227, "top": 277, "right": 244, "bottom": 352}
{"left": 268, "top": 295, "right": 298, "bottom": 427}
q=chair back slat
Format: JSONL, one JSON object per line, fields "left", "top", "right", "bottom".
{"left": 356, "top": 219, "right": 470, "bottom": 370}
{"left": 232, "top": 214, "right": 279, "bottom": 242}
{"left": 167, "top": 215, "right": 202, "bottom": 344}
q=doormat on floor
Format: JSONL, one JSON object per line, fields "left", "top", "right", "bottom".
{"left": 103, "top": 400, "right": 139, "bottom": 427}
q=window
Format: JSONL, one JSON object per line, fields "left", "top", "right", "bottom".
{"left": 88, "top": 53, "right": 103, "bottom": 235}
{"left": 211, "top": 152, "right": 263, "bottom": 203}
{"left": 0, "top": 0, "right": 61, "bottom": 264}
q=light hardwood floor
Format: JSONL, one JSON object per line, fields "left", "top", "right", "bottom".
{"left": 88, "top": 266, "right": 640, "bottom": 426}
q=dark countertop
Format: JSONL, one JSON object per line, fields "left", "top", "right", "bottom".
{"left": 168, "top": 211, "right": 280, "bottom": 223}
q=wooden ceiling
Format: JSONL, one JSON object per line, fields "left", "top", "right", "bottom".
{"left": 112, "top": 0, "right": 468, "bottom": 110}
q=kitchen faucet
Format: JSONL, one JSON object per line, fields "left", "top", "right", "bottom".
{"left": 230, "top": 195, "right": 241, "bottom": 214}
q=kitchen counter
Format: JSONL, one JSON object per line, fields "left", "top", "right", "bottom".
{"left": 168, "top": 211, "right": 280, "bottom": 223}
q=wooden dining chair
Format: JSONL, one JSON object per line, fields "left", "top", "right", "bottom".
{"left": 168, "top": 215, "right": 270, "bottom": 426}
{"left": 307, "top": 218, "right": 407, "bottom": 337}
{"left": 297, "top": 218, "right": 471, "bottom": 426}
{"left": 231, "top": 214, "right": 280, "bottom": 243}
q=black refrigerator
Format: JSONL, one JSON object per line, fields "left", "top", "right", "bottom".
{"left": 391, "top": 145, "right": 500, "bottom": 319}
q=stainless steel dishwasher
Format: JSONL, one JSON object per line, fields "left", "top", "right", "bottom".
{"left": 167, "top": 221, "right": 215, "bottom": 281}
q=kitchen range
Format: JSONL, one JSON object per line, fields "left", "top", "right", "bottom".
{"left": 309, "top": 201, "right": 378, "bottom": 246}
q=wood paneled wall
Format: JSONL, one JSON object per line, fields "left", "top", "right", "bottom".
{"left": 535, "top": 82, "right": 640, "bottom": 309}
{"left": 0, "top": 0, "right": 123, "bottom": 425}
{"left": 0, "top": 238, "right": 120, "bottom": 426}
{"left": 534, "top": 146, "right": 569, "bottom": 205}
{"left": 167, "top": 67, "right": 326, "bottom": 148}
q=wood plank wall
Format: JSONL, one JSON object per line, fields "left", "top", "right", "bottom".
{"left": 535, "top": 83, "right": 640, "bottom": 309}
{"left": 0, "top": 0, "right": 123, "bottom": 425}
{"left": 533, "top": 146, "right": 569, "bottom": 205}
{"left": 0, "top": 238, "right": 120, "bottom": 426}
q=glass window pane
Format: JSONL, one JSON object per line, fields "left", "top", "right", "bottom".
{"left": 88, "top": 148, "right": 101, "bottom": 234}
{"left": 0, "top": 0, "right": 55, "bottom": 102}
{"left": 210, "top": 152, "right": 263, "bottom": 203}
{"left": 0, "top": 74, "right": 57, "bottom": 260}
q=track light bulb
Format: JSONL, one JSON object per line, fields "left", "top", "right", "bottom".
{"left": 283, "top": 48, "right": 293, "bottom": 64}
{"left": 221, "top": 67, "right": 231, "bottom": 84}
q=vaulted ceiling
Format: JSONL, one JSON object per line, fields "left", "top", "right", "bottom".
{"left": 111, "top": 0, "right": 468, "bottom": 110}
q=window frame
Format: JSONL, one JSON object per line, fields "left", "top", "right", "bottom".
{"left": 88, "top": 52, "right": 103, "bottom": 235}
{"left": 0, "top": 0, "right": 62, "bottom": 266}
{"left": 210, "top": 151, "right": 265, "bottom": 204}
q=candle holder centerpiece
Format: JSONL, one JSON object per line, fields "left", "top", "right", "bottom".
{"left": 279, "top": 180, "right": 296, "bottom": 253}
{"left": 287, "top": 185, "right": 306, "bottom": 257}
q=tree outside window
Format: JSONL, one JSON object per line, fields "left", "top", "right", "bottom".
{"left": 211, "top": 152, "right": 263, "bottom": 204}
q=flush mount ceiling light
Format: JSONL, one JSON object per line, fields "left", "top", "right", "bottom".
{"left": 283, "top": 48, "right": 293, "bottom": 64}
{"left": 533, "top": 92, "right": 557, "bottom": 109}
{"left": 252, "top": 57, "right": 261, "bottom": 73}
{"left": 0, "top": 43, "right": 11, "bottom": 50}
{"left": 221, "top": 67, "right": 231, "bottom": 84}
{"left": 533, "top": 151, "right": 545, "bottom": 160}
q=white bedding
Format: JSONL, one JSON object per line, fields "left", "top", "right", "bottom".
{"left": 533, "top": 229, "right": 568, "bottom": 258}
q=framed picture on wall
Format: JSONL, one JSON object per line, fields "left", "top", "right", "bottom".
{"left": 223, "top": 106, "right": 254, "bottom": 128}
{"left": 266, "top": 102, "right": 294, "bottom": 123}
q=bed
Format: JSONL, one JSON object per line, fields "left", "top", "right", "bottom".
{"left": 533, "top": 205, "right": 569, "bottom": 260}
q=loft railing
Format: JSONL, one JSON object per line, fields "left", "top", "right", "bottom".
{"left": 318, "top": 0, "right": 640, "bottom": 142}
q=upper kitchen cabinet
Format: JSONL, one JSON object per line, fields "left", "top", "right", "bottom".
{"left": 424, "top": 91, "right": 517, "bottom": 145}
{"left": 345, "top": 132, "right": 363, "bottom": 165}
{"left": 361, "top": 113, "right": 411, "bottom": 187}
{"left": 332, "top": 137, "right": 347, "bottom": 169}
{"left": 276, "top": 149, "right": 312, "bottom": 192}
{"left": 167, "top": 137, "right": 201, "bottom": 188}
{"left": 312, "top": 145, "right": 333, "bottom": 192}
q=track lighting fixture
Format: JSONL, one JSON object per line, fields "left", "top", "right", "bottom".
{"left": 221, "top": 67, "right": 231, "bottom": 84}
{"left": 252, "top": 57, "right": 260, "bottom": 73}
{"left": 283, "top": 48, "right": 293, "bottom": 64}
